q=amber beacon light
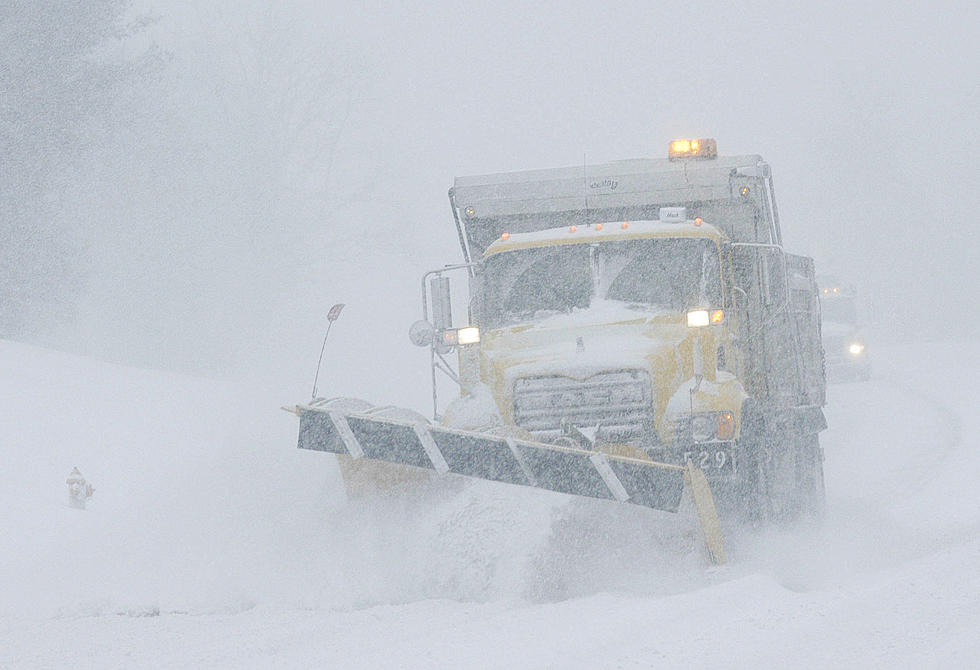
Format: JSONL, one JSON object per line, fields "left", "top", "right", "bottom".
{"left": 669, "top": 138, "right": 718, "bottom": 160}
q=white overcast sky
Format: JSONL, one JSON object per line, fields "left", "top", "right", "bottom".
{"left": 79, "top": 0, "right": 977, "bottom": 384}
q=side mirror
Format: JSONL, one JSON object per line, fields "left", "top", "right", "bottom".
{"left": 430, "top": 276, "right": 452, "bottom": 330}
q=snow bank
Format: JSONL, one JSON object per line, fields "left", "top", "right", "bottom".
{"left": 1, "top": 338, "right": 978, "bottom": 668}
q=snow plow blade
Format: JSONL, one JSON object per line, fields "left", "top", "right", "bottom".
{"left": 289, "top": 404, "right": 726, "bottom": 564}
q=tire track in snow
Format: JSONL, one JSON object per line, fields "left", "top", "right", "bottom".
{"left": 870, "top": 368, "right": 963, "bottom": 496}
{"left": 742, "top": 342, "right": 978, "bottom": 593}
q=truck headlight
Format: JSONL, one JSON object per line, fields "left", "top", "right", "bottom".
{"left": 849, "top": 342, "right": 864, "bottom": 355}
{"left": 457, "top": 326, "right": 480, "bottom": 345}
{"left": 687, "top": 310, "right": 709, "bottom": 327}
{"left": 691, "top": 415, "right": 715, "bottom": 442}
{"left": 687, "top": 309, "right": 723, "bottom": 327}
{"left": 690, "top": 411, "right": 736, "bottom": 442}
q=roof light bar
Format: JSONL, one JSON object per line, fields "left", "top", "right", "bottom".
{"left": 668, "top": 138, "right": 718, "bottom": 160}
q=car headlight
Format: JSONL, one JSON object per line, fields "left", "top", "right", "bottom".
{"left": 849, "top": 342, "right": 865, "bottom": 355}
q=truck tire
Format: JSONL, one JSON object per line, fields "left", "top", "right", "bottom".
{"left": 734, "top": 402, "right": 775, "bottom": 525}
{"left": 795, "top": 433, "right": 826, "bottom": 518}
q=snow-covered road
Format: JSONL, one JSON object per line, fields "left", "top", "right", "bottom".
{"left": 1, "top": 340, "right": 977, "bottom": 668}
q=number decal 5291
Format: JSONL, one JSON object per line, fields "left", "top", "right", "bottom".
{"left": 683, "top": 447, "right": 735, "bottom": 475}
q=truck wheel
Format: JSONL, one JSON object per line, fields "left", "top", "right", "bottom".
{"left": 734, "top": 402, "right": 774, "bottom": 525}
{"left": 795, "top": 433, "right": 826, "bottom": 518}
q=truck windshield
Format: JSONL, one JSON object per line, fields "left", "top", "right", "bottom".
{"left": 482, "top": 238, "right": 722, "bottom": 328}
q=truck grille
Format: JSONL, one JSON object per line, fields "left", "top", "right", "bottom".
{"left": 513, "top": 370, "right": 654, "bottom": 440}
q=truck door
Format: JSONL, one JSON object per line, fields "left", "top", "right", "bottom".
{"left": 786, "top": 254, "right": 826, "bottom": 406}
{"left": 731, "top": 244, "right": 805, "bottom": 406}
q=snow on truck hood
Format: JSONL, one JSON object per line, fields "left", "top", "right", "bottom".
{"left": 482, "top": 301, "right": 689, "bottom": 387}
{"left": 512, "top": 299, "right": 673, "bottom": 330}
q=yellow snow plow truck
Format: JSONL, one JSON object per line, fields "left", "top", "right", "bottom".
{"left": 288, "top": 140, "right": 828, "bottom": 565}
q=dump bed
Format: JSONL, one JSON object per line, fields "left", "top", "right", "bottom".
{"left": 450, "top": 154, "right": 780, "bottom": 259}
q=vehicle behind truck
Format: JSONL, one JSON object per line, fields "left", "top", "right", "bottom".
{"left": 288, "top": 139, "right": 829, "bottom": 563}
{"left": 818, "top": 275, "right": 871, "bottom": 382}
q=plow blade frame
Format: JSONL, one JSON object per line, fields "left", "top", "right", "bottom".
{"left": 293, "top": 404, "right": 726, "bottom": 564}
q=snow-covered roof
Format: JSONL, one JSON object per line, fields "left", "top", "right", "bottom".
{"left": 453, "top": 155, "right": 764, "bottom": 218}
{"left": 451, "top": 154, "right": 772, "bottom": 257}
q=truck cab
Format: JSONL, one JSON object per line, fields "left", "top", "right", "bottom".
{"left": 468, "top": 216, "right": 740, "bottom": 466}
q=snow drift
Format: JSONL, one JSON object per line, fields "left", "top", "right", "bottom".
{"left": 1, "top": 339, "right": 978, "bottom": 668}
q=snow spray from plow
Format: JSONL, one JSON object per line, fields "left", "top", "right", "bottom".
{"left": 284, "top": 400, "right": 726, "bottom": 565}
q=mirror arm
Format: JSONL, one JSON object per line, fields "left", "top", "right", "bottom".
{"left": 421, "top": 263, "right": 476, "bottom": 323}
